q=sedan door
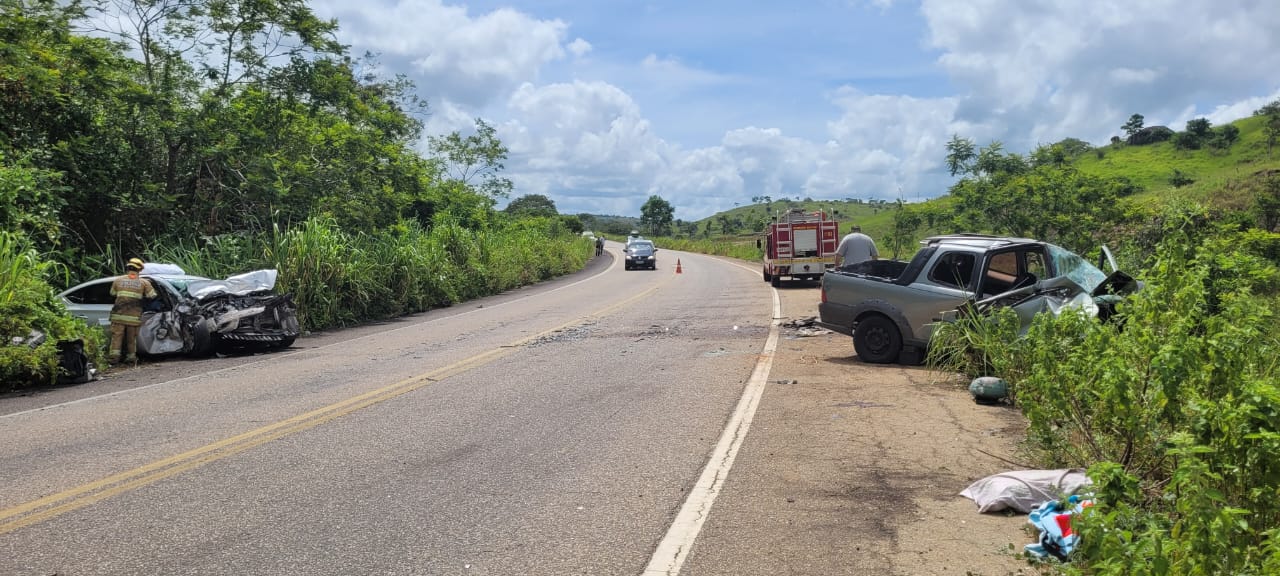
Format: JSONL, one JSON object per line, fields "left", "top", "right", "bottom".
{"left": 58, "top": 278, "right": 117, "bottom": 327}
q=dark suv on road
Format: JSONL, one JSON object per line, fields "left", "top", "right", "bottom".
{"left": 624, "top": 240, "right": 657, "bottom": 270}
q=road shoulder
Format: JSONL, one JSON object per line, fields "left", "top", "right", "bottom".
{"left": 683, "top": 284, "right": 1030, "bottom": 575}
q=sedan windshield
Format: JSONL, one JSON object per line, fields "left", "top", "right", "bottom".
{"left": 629, "top": 243, "right": 654, "bottom": 255}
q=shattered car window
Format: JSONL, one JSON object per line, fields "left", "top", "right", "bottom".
{"left": 1047, "top": 244, "right": 1107, "bottom": 292}
{"left": 161, "top": 277, "right": 204, "bottom": 298}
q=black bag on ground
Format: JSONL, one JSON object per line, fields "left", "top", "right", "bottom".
{"left": 56, "top": 339, "right": 93, "bottom": 384}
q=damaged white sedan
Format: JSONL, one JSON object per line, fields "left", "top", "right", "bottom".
{"left": 59, "top": 265, "right": 300, "bottom": 356}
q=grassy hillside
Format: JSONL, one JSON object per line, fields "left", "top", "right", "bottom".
{"left": 1075, "top": 114, "right": 1279, "bottom": 211}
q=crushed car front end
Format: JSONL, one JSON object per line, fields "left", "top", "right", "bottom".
{"left": 196, "top": 291, "right": 299, "bottom": 348}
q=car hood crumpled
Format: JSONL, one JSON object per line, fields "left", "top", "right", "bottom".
{"left": 960, "top": 269, "right": 1141, "bottom": 334}
{"left": 186, "top": 270, "right": 278, "bottom": 300}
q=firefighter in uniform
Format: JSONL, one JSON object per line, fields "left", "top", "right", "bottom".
{"left": 109, "top": 258, "right": 157, "bottom": 364}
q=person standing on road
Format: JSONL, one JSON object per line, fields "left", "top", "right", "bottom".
{"left": 595, "top": 236, "right": 604, "bottom": 256}
{"left": 109, "top": 257, "right": 157, "bottom": 365}
{"left": 834, "top": 225, "right": 878, "bottom": 268}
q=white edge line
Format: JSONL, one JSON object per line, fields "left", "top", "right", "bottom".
{"left": 642, "top": 259, "right": 781, "bottom": 575}
{"left": 1, "top": 248, "right": 622, "bottom": 421}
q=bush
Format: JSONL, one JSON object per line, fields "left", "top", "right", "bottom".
{"left": 1, "top": 233, "right": 105, "bottom": 390}
{"left": 1028, "top": 229, "right": 1275, "bottom": 573}
{"left": 926, "top": 212, "right": 1280, "bottom": 573}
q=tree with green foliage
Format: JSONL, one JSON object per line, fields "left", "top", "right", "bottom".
{"left": 884, "top": 200, "right": 923, "bottom": 259}
{"left": 1186, "top": 117, "right": 1212, "bottom": 140}
{"left": 1208, "top": 124, "right": 1240, "bottom": 151}
{"left": 1174, "top": 117, "right": 1213, "bottom": 150}
{"left": 1055, "top": 137, "right": 1093, "bottom": 158}
{"left": 944, "top": 134, "right": 976, "bottom": 176}
{"left": 1255, "top": 175, "right": 1280, "bottom": 231}
{"left": 504, "top": 194, "right": 558, "bottom": 218}
{"left": 1122, "top": 113, "right": 1145, "bottom": 138}
{"left": 640, "top": 195, "right": 674, "bottom": 236}
{"left": 1, "top": 0, "right": 144, "bottom": 251}
{"left": 716, "top": 214, "right": 732, "bottom": 235}
{"left": 948, "top": 141, "right": 1135, "bottom": 252}
{"left": 428, "top": 118, "right": 514, "bottom": 201}
{"left": 559, "top": 215, "right": 584, "bottom": 234}
{"left": 1257, "top": 99, "right": 1280, "bottom": 158}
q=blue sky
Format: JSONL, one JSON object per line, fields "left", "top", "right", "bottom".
{"left": 310, "top": 0, "right": 1280, "bottom": 220}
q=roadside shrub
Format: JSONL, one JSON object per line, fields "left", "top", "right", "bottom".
{"left": 926, "top": 305, "right": 1026, "bottom": 398}
{"left": 1016, "top": 225, "right": 1280, "bottom": 574}
{"left": 0, "top": 233, "right": 105, "bottom": 390}
{"left": 1169, "top": 169, "right": 1195, "bottom": 188}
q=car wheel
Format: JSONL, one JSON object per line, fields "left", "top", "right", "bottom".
{"left": 275, "top": 336, "right": 296, "bottom": 349}
{"left": 853, "top": 314, "right": 902, "bottom": 364}
{"left": 191, "top": 318, "right": 218, "bottom": 357}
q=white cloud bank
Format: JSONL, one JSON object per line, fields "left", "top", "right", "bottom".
{"left": 314, "top": 0, "right": 1280, "bottom": 220}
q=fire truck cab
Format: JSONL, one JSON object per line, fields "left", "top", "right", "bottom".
{"left": 761, "top": 208, "right": 840, "bottom": 287}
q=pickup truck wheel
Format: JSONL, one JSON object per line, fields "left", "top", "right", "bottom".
{"left": 854, "top": 315, "right": 902, "bottom": 364}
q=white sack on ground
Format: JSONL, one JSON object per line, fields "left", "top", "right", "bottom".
{"left": 960, "top": 469, "right": 1091, "bottom": 513}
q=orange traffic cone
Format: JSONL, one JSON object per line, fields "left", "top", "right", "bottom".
{"left": 675, "top": 259, "right": 683, "bottom": 274}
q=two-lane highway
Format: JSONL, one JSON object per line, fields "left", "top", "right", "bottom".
{"left": 1, "top": 244, "right": 778, "bottom": 575}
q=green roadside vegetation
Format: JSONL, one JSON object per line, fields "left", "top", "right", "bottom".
{"left": 0, "top": 0, "right": 591, "bottom": 389}
{"left": 669, "top": 105, "right": 1280, "bottom": 573}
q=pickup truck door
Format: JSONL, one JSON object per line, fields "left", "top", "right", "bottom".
{"left": 898, "top": 249, "right": 980, "bottom": 341}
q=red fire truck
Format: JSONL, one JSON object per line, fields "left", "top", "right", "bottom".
{"left": 761, "top": 208, "right": 840, "bottom": 286}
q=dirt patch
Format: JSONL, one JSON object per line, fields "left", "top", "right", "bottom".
{"left": 772, "top": 292, "right": 1033, "bottom": 575}
{"left": 685, "top": 287, "right": 1034, "bottom": 575}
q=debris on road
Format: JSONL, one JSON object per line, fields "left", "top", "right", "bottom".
{"left": 969, "top": 376, "right": 1010, "bottom": 404}
{"left": 781, "top": 316, "right": 830, "bottom": 338}
{"left": 526, "top": 321, "right": 596, "bottom": 347}
{"left": 1026, "top": 496, "right": 1093, "bottom": 561}
{"left": 959, "top": 469, "right": 1091, "bottom": 514}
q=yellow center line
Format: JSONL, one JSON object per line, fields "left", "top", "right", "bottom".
{"left": 0, "top": 275, "right": 674, "bottom": 536}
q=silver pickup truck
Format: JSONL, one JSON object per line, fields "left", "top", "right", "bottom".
{"left": 817, "top": 234, "right": 1137, "bottom": 364}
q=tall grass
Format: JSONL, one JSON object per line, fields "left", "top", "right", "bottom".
{"left": 654, "top": 236, "right": 762, "bottom": 261}
{"left": 259, "top": 216, "right": 592, "bottom": 332}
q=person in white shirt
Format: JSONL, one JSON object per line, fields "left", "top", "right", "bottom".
{"left": 834, "top": 225, "right": 878, "bottom": 267}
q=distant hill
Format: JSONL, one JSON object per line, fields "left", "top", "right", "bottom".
{"left": 690, "top": 199, "right": 899, "bottom": 238}
{"left": 691, "top": 113, "right": 1279, "bottom": 244}
{"left": 576, "top": 214, "right": 641, "bottom": 237}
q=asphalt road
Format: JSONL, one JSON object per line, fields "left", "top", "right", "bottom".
{"left": 0, "top": 243, "right": 781, "bottom": 575}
